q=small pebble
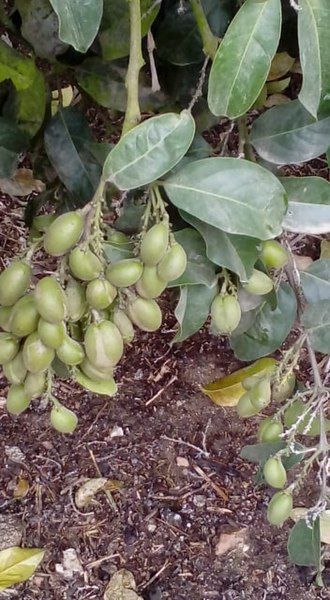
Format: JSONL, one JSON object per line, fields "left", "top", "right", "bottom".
{"left": 193, "top": 494, "right": 206, "bottom": 508}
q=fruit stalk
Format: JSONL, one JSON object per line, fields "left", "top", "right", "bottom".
{"left": 122, "top": 0, "right": 145, "bottom": 135}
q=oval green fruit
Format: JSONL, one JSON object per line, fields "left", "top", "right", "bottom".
{"left": 0, "top": 306, "right": 12, "bottom": 332}
{"left": 107, "top": 230, "right": 130, "bottom": 246}
{"left": 50, "top": 403, "right": 78, "bottom": 433}
{"left": 9, "top": 295, "right": 39, "bottom": 337}
{"left": 267, "top": 491, "right": 293, "bottom": 526}
{"left": 65, "top": 278, "right": 87, "bottom": 322}
{"left": 272, "top": 372, "right": 296, "bottom": 403}
{"left": 69, "top": 247, "right": 102, "bottom": 281}
{"left": 84, "top": 320, "right": 124, "bottom": 369}
{"left": 3, "top": 351, "right": 27, "bottom": 385}
{"left": 106, "top": 259, "right": 143, "bottom": 288}
{"left": 157, "top": 243, "right": 187, "bottom": 282}
{"left": 263, "top": 457, "right": 287, "bottom": 489}
{"left": 112, "top": 309, "right": 134, "bottom": 343}
{"left": 56, "top": 335, "right": 84, "bottom": 366}
{"left": 86, "top": 278, "right": 117, "bottom": 310}
{"left": 135, "top": 266, "right": 166, "bottom": 299}
{"left": 243, "top": 269, "right": 273, "bottom": 296}
{"left": 249, "top": 378, "right": 271, "bottom": 410}
{"left": 22, "top": 332, "right": 55, "bottom": 373}
{"left": 258, "top": 418, "right": 283, "bottom": 442}
{"left": 211, "top": 294, "right": 241, "bottom": 334}
{"left": 242, "top": 374, "right": 261, "bottom": 391}
{"left": 0, "top": 332, "right": 19, "bottom": 364}
{"left": 34, "top": 277, "right": 67, "bottom": 323}
{"left": 140, "top": 222, "right": 169, "bottom": 266}
{"left": 6, "top": 384, "right": 31, "bottom": 415}
{"left": 38, "top": 319, "right": 66, "bottom": 349}
{"left": 236, "top": 391, "right": 260, "bottom": 418}
{"left": 0, "top": 261, "right": 31, "bottom": 306}
{"left": 43, "top": 211, "right": 84, "bottom": 256}
{"left": 127, "top": 297, "right": 162, "bottom": 332}
{"left": 33, "top": 214, "right": 56, "bottom": 233}
{"left": 24, "top": 371, "right": 46, "bottom": 399}
{"left": 75, "top": 370, "right": 117, "bottom": 396}
{"left": 80, "top": 357, "right": 113, "bottom": 381}
{"left": 261, "top": 240, "right": 288, "bottom": 269}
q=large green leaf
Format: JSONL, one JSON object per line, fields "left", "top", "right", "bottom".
{"left": 44, "top": 107, "right": 102, "bottom": 204}
{"left": 49, "top": 0, "right": 103, "bottom": 53}
{"left": 250, "top": 99, "right": 330, "bottom": 164}
{"left": 288, "top": 519, "right": 321, "bottom": 567}
{"left": 301, "top": 259, "right": 330, "bottom": 303}
{"left": 0, "top": 40, "right": 36, "bottom": 90}
{"left": 0, "top": 547, "right": 45, "bottom": 590}
{"left": 0, "top": 118, "right": 29, "bottom": 177}
{"left": 281, "top": 176, "right": 330, "bottom": 233}
{"left": 16, "top": 0, "right": 69, "bottom": 59}
{"left": 173, "top": 282, "right": 217, "bottom": 343}
{"left": 163, "top": 157, "right": 286, "bottom": 240}
{"left": 179, "top": 211, "right": 259, "bottom": 281}
{"left": 168, "top": 228, "right": 217, "bottom": 287}
{"left": 298, "top": 0, "right": 330, "bottom": 118}
{"left": 207, "top": 0, "right": 281, "bottom": 118}
{"left": 301, "top": 300, "right": 330, "bottom": 353}
{"left": 103, "top": 110, "right": 195, "bottom": 190}
{"left": 231, "top": 283, "right": 297, "bottom": 360}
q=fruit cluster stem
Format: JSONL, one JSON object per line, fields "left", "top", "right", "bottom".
{"left": 122, "top": 0, "right": 145, "bottom": 136}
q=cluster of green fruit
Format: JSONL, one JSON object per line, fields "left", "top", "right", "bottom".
{"left": 0, "top": 210, "right": 187, "bottom": 433}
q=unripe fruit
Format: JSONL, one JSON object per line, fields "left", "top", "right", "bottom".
{"left": 69, "top": 247, "right": 102, "bottom": 281}
{"left": 38, "top": 319, "right": 66, "bottom": 349}
{"left": 211, "top": 294, "right": 241, "bottom": 334}
{"left": 0, "top": 261, "right": 31, "bottom": 306}
{"left": 43, "top": 211, "right": 84, "bottom": 256}
{"left": 243, "top": 269, "right": 273, "bottom": 296}
{"left": 65, "top": 278, "right": 87, "bottom": 322}
{"left": 23, "top": 332, "right": 55, "bottom": 373}
{"left": 140, "top": 222, "right": 169, "bottom": 266}
{"left": 263, "top": 457, "right": 287, "bottom": 488}
{"left": 24, "top": 371, "right": 46, "bottom": 399}
{"left": 106, "top": 259, "right": 143, "bottom": 288}
{"left": 249, "top": 378, "right": 271, "bottom": 410}
{"left": 157, "top": 243, "right": 187, "bottom": 282}
{"left": 80, "top": 358, "right": 113, "bottom": 381}
{"left": 261, "top": 240, "right": 288, "bottom": 269}
{"left": 272, "top": 373, "right": 296, "bottom": 403}
{"left": 33, "top": 214, "right": 56, "bottom": 232}
{"left": 86, "top": 279, "right": 117, "bottom": 310}
{"left": 242, "top": 374, "right": 261, "bottom": 390}
{"left": 236, "top": 391, "right": 260, "bottom": 418}
{"left": 56, "top": 335, "right": 84, "bottom": 366}
{"left": 136, "top": 266, "right": 167, "bottom": 299}
{"left": 75, "top": 370, "right": 117, "bottom": 396}
{"left": 108, "top": 231, "right": 130, "bottom": 246}
{"left": 0, "top": 306, "right": 12, "bottom": 332}
{"left": 112, "top": 309, "right": 134, "bottom": 343}
{"left": 3, "top": 351, "right": 27, "bottom": 385}
{"left": 258, "top": 418, "right": 283, "bottom": 442}
{"left": 267, "top": 491, "right": 293, "bottom": 526}
{"left": 50, "top": 403, "right": 78, "bottom": 433}
{"left": 85, "top": 321, "right": 124, "bottom": 369}
{"left": 9, "top": 295, "right": 39, "bottom": 337}
{"left": 128, "top": 297, "right": 162, "bottom": 332}
{"left": 6, "top": 384, "right": 31, "bottom": 415}
{"left": 0, "top": 333, "right": 19, "bottom": 364}
{"left": 34, "top": 277, "right": 67, "bottom": 323}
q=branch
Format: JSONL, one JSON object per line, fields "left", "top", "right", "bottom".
{"left": 122, "top": 0, "right": 145, "bottom": 136}
{"left": 189, "top": 0, "right": 218, "bottom": 60}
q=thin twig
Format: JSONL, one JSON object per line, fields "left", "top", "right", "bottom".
{"left": 161, "top": 435, "right": 210, "bottom": 458}
{"left": 188, "top": 56, "right": 210, "bottom": 112}
{"left": 145, "top": 375, "right": 178, "bottom": 406}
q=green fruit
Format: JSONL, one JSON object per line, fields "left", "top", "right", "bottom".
{"left": 267, "top": 491, "right": 293, "bottom": 526}
{"left": 211, "top": 294, "right": 241, "bottom": 334}
{"left": 108, "top": 230, "right": 130, "bottom": 246}
{"left": 236, "top": 391, "right": 260, "bottom": 418}
{"left": 112, "top": 309, "right": 134, "bottom": 343}
{"left": 65, "top": 278, "right": 87, "bottom": 322}
{"left": 140, "top": 222, "right": 169, "bottom": 266}
{"left": 34, "top": 277, "right": 67, "bottom": 323}
{"left": 0, "top": 306, "right": 12, "bottom": 332}
{"left": 6, "top": 384, "right": 31, "bottom": 415}
{"left": 106, "top": 259, "right": 143, "bottom": 288}
{"left": 242, "top": 374, "right": 261, "bottom": 390}
{"left": 258, "top": 418, "right": 283, "bottom": 442}
{"left": 22, "top": 332, "right": 55, "bottom": 373}
{"left": 86, "top": 279, "right": 117, "bottom": 310}
{"left": 243, "top": 269, "right": 273, "bottom": 296}
{"left": 136, "top": 266, "right": 167, "bottom": 299}
{"left": 9, "top": 295, "right": 39, "bottom": 337}
{"left": 38, "top": 319, "right": 66, "bottom": 349}
{"left": 69, "top": 247, "right": 102, "bottom": 281}
{"left": 263, "top": 457, "right": 287, "bottom": 488}
{"left": 43, "top": 211, "right": 84, "bottom": 256}
{"left": 249, "top": 378, "right": 271, "bottom": 410}
{"left": 0, "top": 333, "right": 19, "bottom": 364}
{"left": 272, "top": 373, "right": 296, "bottom": 403}
{"left": 157, "top": 243, "right": 187, "bottom": 282}
{"left": 75, "top": 370, "right": 117, "bottom": 396}
{"left": 24, "top": 371, "right": 46, "bottom": 399}
{"left": 127, "top": 297, "right": 162, "bottom": 332}
{"left": 50, "top": 403, "right": 78, "bottom": 433}
{"left": 80, "top": 358, "right": 113, "bottom": 381}
{"left": 85, "top": 321, "right": 124, "bottom": 369}
{"left": 261, "top": 240, "right": 288, "bottom": 269}
{"left": 33, "top": 214, "right": 56, "bottom": 233}
{"left": 3, "top": 351, "right": 27, "bottom": 385}
{"left": 56, "top": 335, "right": 84, "bottom": 366}
{"left": 0, "top": 261, "right": 31, "bottom": 306}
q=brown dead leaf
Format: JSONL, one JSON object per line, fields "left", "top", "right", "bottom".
{"left": 75, "top": 478, "right": 123, "bottom": 508}
{"left": 264, "top": 93, "right": 290, "bottom": 107}
{"left": 104, "top": 569, "right": 142, "bottom": 600}
{"left": 0, "top": 169, "right": 45, "bottom": 196}
{"left": 215, "top": 528, "right": 249, "bottom": 556}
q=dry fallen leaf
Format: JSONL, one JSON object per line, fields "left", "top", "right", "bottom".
{"left": 0, "top": 169, "right": 45, "bottom": 196}
{"left": 290, "top": 508, "right": 330, "bottom": 544}
{"left": 13, "top": 477, "right": 29, "bottom": 499}
{"left": 104, "top": 569, "right": 143, "bottom": 600}
{"left": 75, "top": 478, "right": 124, "bottom": 508}
{"left": 0, "top": 547, "right": 45, "bottom": 590}
{"left": 215, "top": 528, "right": 249, "bottom": 556}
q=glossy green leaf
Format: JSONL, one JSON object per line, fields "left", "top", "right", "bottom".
{"left": 180, "top": 211, "right": 258, "bottom": 281}
{"left": 288, "top": 519, "right": 321, "bottom": 567}
{"left": 231, "top": 283, "right": 297, "bottom": 360}
{"left": 16, "top": 0, "right": 68, "bottom": 59}
{"left": 250, "top": 99, "right": 330, "bottom": 164}
{"left": 168, "top": 228, "right": 217, "bottom": 288}
{"left": 241, "top": 441, "right": 303, "bottom": 466}
{"left": 281, "top": 176, "right": 330, "bottom": 234}
{"left": 173, "top": 282, "right": 217, "bottom": 343}
{"left": 163, "top": 157, "right": 286, "bottom": 240}
{"left": 298, "top": 0, "right": 330, "bottom": 118}
{"left": 301, "top": 259, "right": 330, "bottom": 303}
{"left": 75, "top": 371, "right": 117, "bottom": 396}
{"left": 301, "top": 300, "right": 330, "bottom": 353}
{"left": 49, "top": 0, "right": 103, "bottom": 53}
{"left": 0, "top": 40, "right": 36, "bottom": 91}
{"left": 208, "top": 0, "right": 282, "bottom": 118}
{"left": 103, "top": 242, "right": 135, "bottom": 263}
{"left": 0, "top": 118, "right": 29, "bottom": 177}
{"left": 103, "top": 110, "right": 195, "bottom": 190}
{"left": 0, "top": 547, "right": 45, "bottom": 590}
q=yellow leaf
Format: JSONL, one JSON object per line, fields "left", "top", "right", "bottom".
{"left": 51, "top": 86, "right": 74, "bottom": 116}
{"left": 266, "top": 77, "right": 291, "bottom": 94}
{"left": 0, "top": 547, "right": 45, "bottom": 590}
{"left": 268, "top": 52, "right": 295, "bottom": 81}
{"left": 75, "top": 478, "right": 124, "bottom": 508}
{"left": 201, "top": 357, "right": 277, "bottom": 407}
